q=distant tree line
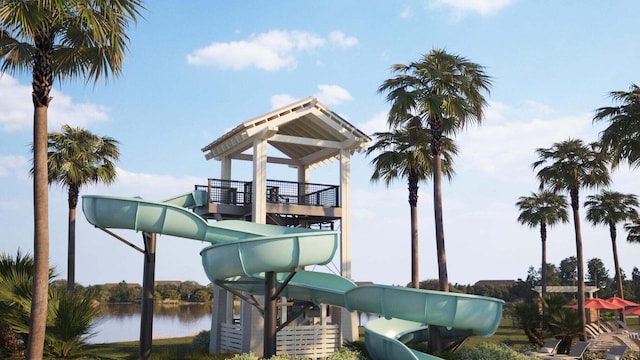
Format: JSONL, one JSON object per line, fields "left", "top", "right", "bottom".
{"left": 51, "top": 280, "right": 213, "bottom": 304}
{"left": 413, "top": 255, "right": 640, "bottom": 304}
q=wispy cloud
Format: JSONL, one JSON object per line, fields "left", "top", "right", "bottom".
{"left": 430, "top": 0, "right": 514, "bottom": 17}
{"left": 329, "top": 31, "right": 358, "bottom": 48}
{"left": 400, "top": 5, "right": 412, "bottom": 18}
{"left": 0, "top": 154, "right": 28, "bottom": 179}
{"left": 270, "top": 94, "right": 300, "bottom": 109}
{"left": 187, "top": 30, "right": 358, "bottom": 71}
{"left": 315, "top": 84, "right": 353, "bottom": 105}
{"left": 0, "top": 75, "right": 33, "bottom": 132}
{"left": 0, "top": 74, "right": 110, "bottom": 133}
{"left": 270, "top": 84, "right": 354, "bottom": 109}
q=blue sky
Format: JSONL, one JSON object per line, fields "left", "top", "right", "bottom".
{"left": 2, "top": 0, "right": 640, "bottom": 287}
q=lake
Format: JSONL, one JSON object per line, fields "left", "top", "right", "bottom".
{"left": 89, "top": 303, "right": 213, "bottom": 344}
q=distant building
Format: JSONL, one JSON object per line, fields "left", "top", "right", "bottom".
{"left": 102, "top": 280, "right": 184, "bottom": 288}
{"left": 103, "top": 282, "right": 142, "bottom": 288}
{"left": 474, "top": 280, "right": 517, "bottom": 287}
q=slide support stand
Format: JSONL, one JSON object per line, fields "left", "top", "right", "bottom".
{"left": 264, "top": 271, "right": 277, "bottom": 358}
{"left": 140, "top": 232, "right": 156, "bottom": 360}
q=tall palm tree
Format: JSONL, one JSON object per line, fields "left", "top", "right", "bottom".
{"left": 593, "top": 84, "right": 640, "bottom": 168}
{"left": 0, "top": 1, "right": 142, "bottom": 356}
{"left": 366, "top": 116, "right": 457, "bottom": 289}
{"left": 532, "top": 138, "right": 611, "bottom": 341}
{"left": 516, "top": 190, "right": 569, "bottom": 297}
{"left": 584, "top": 191, "right": 638, "bottom": 301}
{"left": 378, "top": 48, "right": 492, "bottom": 293}
{"left": 46, "top": 125, "right": 119, "bottom": 291}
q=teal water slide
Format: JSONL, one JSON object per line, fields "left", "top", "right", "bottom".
{"left": 82, "top": 192, "right": 503, "bottom": 360}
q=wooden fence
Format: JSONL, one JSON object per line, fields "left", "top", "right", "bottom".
{"left": 219, "top": 323, "right": 340, "bottom": 358}
{"left": 220, "top": 323, "right": 243, "bottom": 354}
{"left": 276, "top": 324, "right": 340, "bottom": 359}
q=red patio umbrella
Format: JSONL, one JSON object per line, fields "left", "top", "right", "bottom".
{"left": 571, "top": 298, "right": 623, "bottom": 327}
{"left": 570, "top": 298, "right": 623, "bottom": 310}
{"left": 608, "top": 296, "right": 640, "bottom": 308}
{"left": 623, "top": 306, "right": 640, "bottom": 315}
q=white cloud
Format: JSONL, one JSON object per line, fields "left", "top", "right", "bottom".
{"left": 456, "top": 108, "right": 597, "bottom": 181}
{"left": 329, "top": 31, "right": 358, "bottom": 48}
{"left": 48, "top": 89, "right": 110, "bottom": 130}
{"left": 314, "top": 84, "right": 353, "bottom": 105}
{"left": 0, "top": 154, "right": 28, "bottom": 178}
{"left": 0, "top": 75, "right": 33, "bottom": 132}
{"left": 0, "top": 74, "right": 110, "bottom": 133}
{"left": 186, "top": 30, "right": 326, "bottom": 71}
{"left": 430, "top": 0, "right": 514, "bottom": 16}
{"left": 187, "top": 29, "right": 359, "bottom": 71}
{"left": 400, "top": 5, "right": 412, "bottom": 18}
{"left": 87, "top": 167, "right": 205, "bottom": 200}
{"left": 270, "top": 94, "right": 300, "bottom": 109}
{"left": 357, "top": 111, "right": 388, "bottom": 136}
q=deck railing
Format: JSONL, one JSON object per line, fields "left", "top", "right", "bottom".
{"left": 195, "top": 179, "right": 340, "bottom": 207}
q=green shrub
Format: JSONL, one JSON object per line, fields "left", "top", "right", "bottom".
{"left": 192, "top": 330, "right": 210, "bottom": 353}
{"left": 229, "top": 348, "right": 364, "bottom": 359}
{"left": 454, "top": 342, "right": 538, "bottom": 360}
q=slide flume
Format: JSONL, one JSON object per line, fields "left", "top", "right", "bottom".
{"left": 82, "top": 193, "right": 503, "bottom": 360}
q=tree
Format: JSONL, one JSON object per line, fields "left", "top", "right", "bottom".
{"left": 586, "top": 258, "right": 610, "bottom": 290}
{"left": 516, "top": 190, "right": 569, "bottom": 296}
{"left": 378, "top": 48, "right": 492, "bottom": 293}
{"left": 532, "top": 138, "right": 611, "bottom": 341}
{"left": 593, "top": 84, "right": 640, "bottom": 168}
{"left": 559, "top": 256, "right": 578, "bottom": 286}
{"left": 584, "top": 190, "right": 638, "bottom": 301}
{"left": 366, "top": 116, "right": 457, "bottom": 289}
{"left": 46, "top": 125, "right": 119, "bottom": 291}
{"left": 0, "top": 1, "right": 143, "bottom": 356}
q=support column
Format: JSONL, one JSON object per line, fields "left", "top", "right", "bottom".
{"left": 252, "top": 137, "right": 268, "bottom": 224}
{"left": 339, "top": 149, "right": 358, "bottom": 342}
{"left": 221, "top": 156, "right": 232, "bottom": 180}
{"left": 209, "top": 286, "right": 233, "bottom": 353}
{"left": 241, "top": 296, "right": 264, "bottom": 356}
{"left": 140, "top": 232, "right": 156, "bottom": 360}
{"left": 264, "top": 271, "right": 277, "bottom": 358}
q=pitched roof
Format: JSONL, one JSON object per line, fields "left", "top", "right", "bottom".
{"left": 201, "top": 97, "right": 371, "bottom": 169}
{"left": 474, "top": 280, "right": 517, "bottom": 287}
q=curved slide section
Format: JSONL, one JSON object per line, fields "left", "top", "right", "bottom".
{"left": 82, "top": 194, "right": 503, "bottom": 360}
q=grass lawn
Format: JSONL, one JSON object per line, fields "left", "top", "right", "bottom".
{"left": 87, "top": 317, "right": 532, "bottom": 359}
{"left": 87, "top": 337, "right": 231, "bottom": 359}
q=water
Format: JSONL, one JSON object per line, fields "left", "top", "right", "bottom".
{"left": 88, "top": 303, "right": 212, "bottom": 344}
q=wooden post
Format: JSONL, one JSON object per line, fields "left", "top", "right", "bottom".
{"left": 140, "top": 232, "right": 156, "bottom": 359}
{"left": 264, "top": 271, "right": 277, "bottom": 358}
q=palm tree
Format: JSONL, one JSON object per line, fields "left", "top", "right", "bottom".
{"left": 593, "top": 84, "right": 640, "bottom": 168}
{"left": 0, "top": 1, "right": 143, "bottom": 356}
{"left": 378, "top": 48, "right": 492, "bottom": 293}
{"left": 366, "top": 116, "right": 457, "bottom": 289}
{"left": 516, "top": 190, "right": 569, "bottom": 297}
{"left": 532, "top": 138, "right": 611, "bottom": 341}
{"left": 46, "top": 125, "right": 119, "bottom": 291}
{"left": 584, "top": 190, "right": 638, "bottom": 303}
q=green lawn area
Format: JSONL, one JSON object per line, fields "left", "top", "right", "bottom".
{"left": 87, "top": 317, "right": 532, "bottom": 359}
{"left": 87, "top": 337, "right": 230, "bottom": 359}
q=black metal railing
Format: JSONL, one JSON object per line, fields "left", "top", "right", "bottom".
{"left": 195, "top": 179, "right": 340, "bottom": 207}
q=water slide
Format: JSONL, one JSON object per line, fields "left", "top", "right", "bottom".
{"left": 82, "top": 192, "right": 504, "bottom": 360}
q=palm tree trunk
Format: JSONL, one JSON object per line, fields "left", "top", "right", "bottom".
{"left": 27, "top": 31, "right": 53, "bottom": 359}
{"left": 570, "top": 190, "right": 587, "bottom": 341}
{"left": 540, "top": 223, "right": 547, "bottom": 297}
{"left": 67, "top": 186, "right": 79, "bottom": 291}
{"left": 408, "top": 175, "right": 419, "bottom": 289}
{"left": 433, "top": 154, "right": 448, "bottom": 292}
{"left": 610, "top": 223, "right": 625, "bottom": 322}
{"left": 27, "top": 102, "right": 49, "bottom": 359}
